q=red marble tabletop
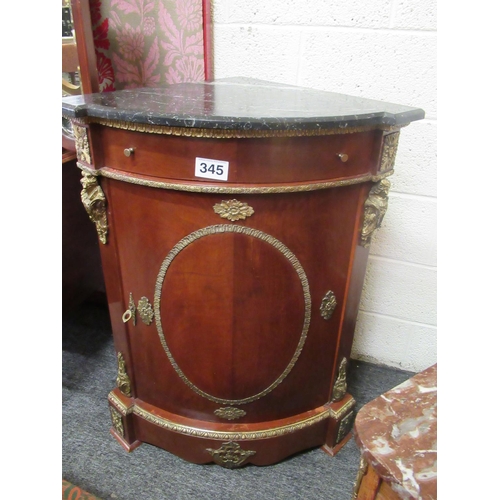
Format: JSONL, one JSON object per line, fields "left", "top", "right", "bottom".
{"left": 353, "top": 363, "right": 437, "bottom": 500}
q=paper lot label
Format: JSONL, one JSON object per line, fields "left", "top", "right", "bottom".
{"left": 195, "top": 157, "right": 229, "bottom": 181}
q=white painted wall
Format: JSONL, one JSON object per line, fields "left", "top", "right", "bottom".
{"left": 211, "top": 0, "right": 437, "bottom": 372}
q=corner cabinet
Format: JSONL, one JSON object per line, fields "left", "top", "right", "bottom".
{"left": 62, "top": 79, "right": 424, "bottom": 468}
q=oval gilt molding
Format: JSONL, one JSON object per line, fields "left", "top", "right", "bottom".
{"left": 154, "top": 224, "right": 311, "bottom": 406}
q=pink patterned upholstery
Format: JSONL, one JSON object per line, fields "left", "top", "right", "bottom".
{"left": 89, "top": 0, "right": 207, "bottom": 91}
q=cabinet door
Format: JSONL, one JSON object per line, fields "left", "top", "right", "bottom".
{"left": 108, "top": 180, "right": 363, "bottom": 422}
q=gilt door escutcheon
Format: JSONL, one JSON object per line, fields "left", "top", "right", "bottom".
{"left": 137, "top": 296, "right": 154, "bottom": 325}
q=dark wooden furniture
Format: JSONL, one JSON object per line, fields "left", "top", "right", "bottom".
{"left": 352, "top": 364, "right": 437, "bottom": 499}
{"left": 62, "top": 151, "right": 107, "bottom": 314}
{"left": 62, "top": 6, "right": 107, "bottom": 313}
{"left": 62, "top": 79, "right": 424, "bottom": 468}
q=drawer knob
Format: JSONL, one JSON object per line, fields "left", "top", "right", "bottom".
{"left": 124, "top": 147, "right": 135, "bottom": 157}
{"left": 338, "top": 153, "right": 349, "bottom": 163}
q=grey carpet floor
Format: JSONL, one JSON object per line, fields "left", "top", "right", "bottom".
{"left": 62, "top": 300, "right": 415, "bottom": 500}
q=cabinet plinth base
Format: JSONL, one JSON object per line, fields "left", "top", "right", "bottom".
{"left": 107, "top": 388, "right": 356, "bottom": 467}
{"left": 321, "top": 432, "right": 353, "bottom": 457}
{"left": 109, "top": 428, "right": 142, "bottom": 453}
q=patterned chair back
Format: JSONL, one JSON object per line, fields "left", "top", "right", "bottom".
{"left": 89, "top": 0, "right": 212, "bottom": 92}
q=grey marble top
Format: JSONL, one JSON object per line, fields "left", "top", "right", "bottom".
{"left": 61, "top": 78, "right": 424, "bottom": 131}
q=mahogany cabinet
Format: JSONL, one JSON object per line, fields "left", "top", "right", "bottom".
{"left": 62, "top": 79, "right": 424, "bottom": 468}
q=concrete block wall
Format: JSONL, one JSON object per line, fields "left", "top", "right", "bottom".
{"left": 211, "top": 0, "right": 437, "bottom": 372}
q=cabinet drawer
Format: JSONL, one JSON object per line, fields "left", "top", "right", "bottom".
{"left": 96, "top": 125, "right": 380, "bottom": 184}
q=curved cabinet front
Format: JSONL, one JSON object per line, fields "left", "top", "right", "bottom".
{"left": 91, "top": 128, "right": 388, "bottom": 466}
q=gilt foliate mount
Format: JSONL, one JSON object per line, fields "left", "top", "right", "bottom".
{"left": 360, "top": 179, "right": 391, "bottom": 248}
{"left": 213, "top": 200, "right": 255, "bottom": 221}
{"left": 80, "top": 171, "right": 108, "bottom": 244}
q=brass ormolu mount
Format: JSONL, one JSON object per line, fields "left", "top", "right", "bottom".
{"left": 213, "top": 199, "right": 255, "bottom": 221}
{"left": 206, "top": 441, "right": 256, "bottom": 469}
{"left": 80, "top": 171, "right": 108, "bottom": 244}
{"left": 320, "top": 290, "right": 337, "bottom": 320}
{"left": 360, "top": 179, "right": 390, "bottom": 248}
{"left": 116, "top": 352, "right": 131, "bottom": 397}
{"left": 332, "top": 357, "right": 348, "bottom": 402}
{"left": 122, "top": 293, "right": 154, "bottom": 326}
